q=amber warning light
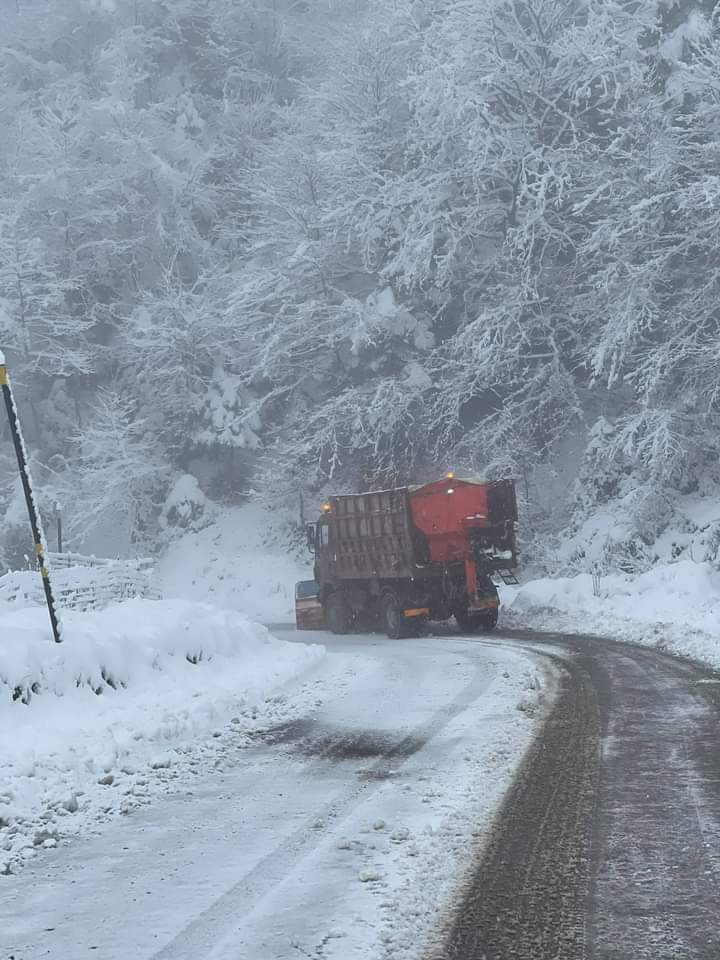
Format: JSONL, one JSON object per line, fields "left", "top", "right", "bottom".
{"left": 322, "top": 502, "right": 331, "bottom": 513}
{"left": 446, "top": 471, "right": 455, "bottom": 479}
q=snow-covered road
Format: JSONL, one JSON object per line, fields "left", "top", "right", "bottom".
{"left": 0, "top": 630, "right": 550, "bottom": 960}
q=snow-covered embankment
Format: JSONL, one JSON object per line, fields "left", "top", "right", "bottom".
{"left": 502, "top": 558, "right": 720, "bottom": 669}
{"left": 0, "top": 598, "right": 324, "bottom": 875}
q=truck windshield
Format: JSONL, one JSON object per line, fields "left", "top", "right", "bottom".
{"left": 295, "top": 580, "right": 320, "bottom": 600}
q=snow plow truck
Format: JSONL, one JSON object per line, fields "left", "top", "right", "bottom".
{"left": 295, "top": 475, "right": 518, "bottom": 637}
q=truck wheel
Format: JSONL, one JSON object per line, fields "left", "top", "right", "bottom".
{"left": 381, "top": 594, "right": 407, "bottom": 640}
{"left": 326, "top": 592, "right": 349, "bottom": 635}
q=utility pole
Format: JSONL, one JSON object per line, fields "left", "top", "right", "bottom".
{"left": 55, "top": 501, "right": 63, "bottom": 553}
{"left": 0, "top": 350, "right": 63, "bottom": 643}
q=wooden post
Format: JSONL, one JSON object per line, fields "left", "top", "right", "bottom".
{"left": 55, "top": 501, "right": 63, "bottom": 553}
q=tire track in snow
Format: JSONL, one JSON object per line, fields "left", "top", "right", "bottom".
{"left": 150, "top": 650, "right": 526, "bottom": 960}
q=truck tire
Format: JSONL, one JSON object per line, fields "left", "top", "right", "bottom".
{"left": 326, "top": 592, "right": 349, "bottom": 635}
{"left": 381, "top": 593, "right": 408, "bottom": 640}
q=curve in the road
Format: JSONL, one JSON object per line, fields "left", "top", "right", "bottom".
{"left": 438, "top": 630, "right": 720, "bottom": 960}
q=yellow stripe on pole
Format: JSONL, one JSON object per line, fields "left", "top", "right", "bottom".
{"left": 35, "top": 543, "right": 43, "bottom": 556}
{"left": 40, "top": 567, "right": 50, "bottom": 578}
{"left": 0, "top": 365, "right": 7, "bottom": 386}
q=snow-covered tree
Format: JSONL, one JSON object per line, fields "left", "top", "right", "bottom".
{"left": 58, "top": 390, "right": 170, "bottom": 550}
{"left": 2, "top": 0, "right": 720, "bottom": 561}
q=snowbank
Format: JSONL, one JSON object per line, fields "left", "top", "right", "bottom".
{"left": 157, "top": 502, "right": 309, "bottom": 622}
{"left": 503, "top": 559, "right": 720, "bottom": 668}
{"left": 0, "top": 599, "right": 324, "bottom": 874}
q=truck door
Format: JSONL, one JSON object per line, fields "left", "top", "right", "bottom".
{"left": 316, "top": 520, "right": 332, "bottom": 583}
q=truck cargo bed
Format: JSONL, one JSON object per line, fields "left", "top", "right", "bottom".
{"left": 326, "top": 488, "right": 418, "bottom": 580}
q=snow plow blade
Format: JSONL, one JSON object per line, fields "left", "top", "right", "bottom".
{"left": 295, "top": 580, "right": 325, "bottom": 630}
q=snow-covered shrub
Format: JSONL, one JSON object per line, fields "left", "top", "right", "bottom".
{"left": 0, "top": 523, "right": 34, "bottom": 576}
{"left": 628, "top": 489, "right": 676, "bottom": 548}
{"left": 565, "top": 416, "right": 681, "bottom": 573}
{"left": 159, "top": 475, "right": 213, "bottom": 535}
{"left": 703, "top": 524, "right": 720, "bottom": 568}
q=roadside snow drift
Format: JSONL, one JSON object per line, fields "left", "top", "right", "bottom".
{"left": 503, "top": 559, "right": 720, "bottom": 668}
{"left": 0, "top": 599, "right": 324, "bottom": 874}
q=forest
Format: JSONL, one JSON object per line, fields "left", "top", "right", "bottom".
{"left": 1, "top": 0, "right": 719, "bottom": 572}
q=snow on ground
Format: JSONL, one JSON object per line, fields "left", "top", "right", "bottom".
{"left": 157, "top": 502, "right": 309, "bottom": 622}
{"left": 0, "top": 633, "right": 552, "bottom": 960}
{"left": 0, "top": 496, "right": 558, "bottom": 957}
{"left": 0, "top": 599, "right": 324, "bottom": 876}
{"left": 502, "top": 558, "right": 720, "bottom": 669}
{"left": 258, "top": 641, "right": 553, "bottom": 960}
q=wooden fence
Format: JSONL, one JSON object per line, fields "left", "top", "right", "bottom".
{"left": 0, "top": 553, "right": 159, "bottom": 611}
